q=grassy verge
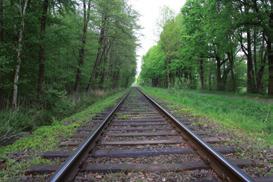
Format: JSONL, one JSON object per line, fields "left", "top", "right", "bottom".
{"left": 0, "top": 90, "right": 126, "bottom": 181}
{"left": 142, "top": 87, "right": 273, "bottom": 145}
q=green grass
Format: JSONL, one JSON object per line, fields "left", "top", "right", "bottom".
{"left": 142, "top": 87, "right": 273, "bottom": 145}
{"left": 0, "top": 90, "right": 126, "bottom": 181}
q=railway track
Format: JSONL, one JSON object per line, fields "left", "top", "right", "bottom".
{"left": 26, "top": 88, "right": 271, "bottom": 182}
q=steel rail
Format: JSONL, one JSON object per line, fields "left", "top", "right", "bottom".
{"left": 50, "top": 90, "right": 131, "bottom": 182}
{"left": 137, "top": 87, "right": 253, "bottom": 182}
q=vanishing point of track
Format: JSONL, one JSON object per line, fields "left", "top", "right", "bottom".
{"left": 26, "top": 88, "right": 269, "bottom": 182}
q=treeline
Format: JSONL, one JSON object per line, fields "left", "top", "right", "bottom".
{"left": 140, "top": 0, "right": 273, "bottom": 96}
{"left": 0, "top": 0, "right": 137, "bottom": 110}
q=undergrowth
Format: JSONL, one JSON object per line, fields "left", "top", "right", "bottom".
{"left": 0, "top": 89, "right": 121, "bottom": 146}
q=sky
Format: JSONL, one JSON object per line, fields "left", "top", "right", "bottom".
{"left": 128, "top": 0, "right": 186, "bottom": 77}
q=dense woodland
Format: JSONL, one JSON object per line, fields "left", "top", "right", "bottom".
{"left": 0, "top": 0, "right": 137, "bottom": 144}
{"left": 0, "top": 0, "right": 138, "bottom": 109}
{"left": 140, "top": 0, "right": 273, "bottom": 96}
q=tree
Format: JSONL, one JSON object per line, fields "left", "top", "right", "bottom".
{"left": 86, "top": 0, "right": 138, "bottom": 91}
{"left": 268, "top": 0, "right": 273, "bottom": 95}
{"left": 140, "top": 0, "right": 273, "bottom": 96}
{"left": 160, "top": 14, "right": 181, "bottom": 88}
{"left": 37, "top": 0, "right": 49, "bottom": 97}
{"left": 140, "top": 45, "right": 166, "bottom": 87}
{"left": 12, "top": 0, "right": 29, "bottom": 110}
{"left": 37, "top": 0, "right": 76, "bottom": 97}
{"left": 0, "top": 0, "right": 3, "bottom": 42}
{"left": 74, "top": 0, "right": 91, "bottom": 92}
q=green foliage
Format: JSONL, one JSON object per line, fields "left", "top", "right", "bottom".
{"left": 40, "top": 88, "right": 75, "bottom": 120}
{"left": 140, "top": 45, "right": 166, "bottom": 86}
{"left": 0, "top": 0, "right": 137, "bottom": 146}
{"left": 87, "top": 0, "right": 138, "bottom": 90}
{"left": 140, "top": 0, "right": 273, "bottom": 94}
{"left": 142, "top": 87, "right": 273, "bottom": 145}
{"left": 0, "top": 0, "right": 137, "bottom": 107}
{"left": 0, "top": 111, "right": 32, "bottom": 134}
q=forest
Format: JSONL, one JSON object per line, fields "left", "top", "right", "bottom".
{"left": 0, "top": 0, "right": 273, "bottom": 181}
{"left": 0, "top": 0, "right": 137, "bottom": 144}
{"left": 1, "top": 0, "right": 272, "bottom": 146}
{"left": 140, "top": 0, "right": 273, "bottom": 95}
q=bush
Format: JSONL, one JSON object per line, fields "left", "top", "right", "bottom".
{"left": 0, "top": 111, "right": 32, "bottom": 132}
{"left": 37, "top": 88, "right": 75, "bottom": 122}
{"left": 0, "top": 111, "right": 32, "bottom": 146}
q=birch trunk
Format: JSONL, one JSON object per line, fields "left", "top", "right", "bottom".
{"left": 12, "top": 0, "right": 29, "bottom": 110}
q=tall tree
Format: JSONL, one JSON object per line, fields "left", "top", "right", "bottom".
{"left": 86, "top": 0, "right": 138, "bottom": 91}
{"left": 37, "top": 0, "right": 75, "bottom": 96}
{"left": 268, "top": 1, "right": 273, "bottom": 95}
{"left": 74, "top": 0, "right": 91, "bottom": 92}
{"left": 86, "top": 10, "right": 108, "bottom": 91}
{"left": 12, "top": 0, "right": 29, "bottom": 110}
{"left": 0, "top": 0, "right": 3, "bottom": 42}
{"left": 37, "top": 0, "right": 49, "bottom": 97}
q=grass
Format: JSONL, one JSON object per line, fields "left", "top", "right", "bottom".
{"left": 0, "top": 90, "right": 126, "bottom": 181}
{"left": 142, "top": 87, "right": 273, "bottom": 145}
{"left": 0, "top": 89, "right": 122, "bottom": 146}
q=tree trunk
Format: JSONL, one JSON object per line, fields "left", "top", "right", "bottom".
{"left": 246, "top": 30, "right": 256, "bottom": 93}
{"left": 216, "top": 56, "right": 222, "bottom": 90}
{"left": 256, "top": 63, "right": 265, "bottom": 93}
{"left": 152, "top": 78, "right": 156, "bottom": 87}
{"left": 37, "top": 0, "right": 49, "bottom": 97}
{"left": 268, "top": 3, "right": 273, "bottom": 96}
{"left": 0, "top": 0, "right": 3, "bottom": 42}
{"left": 0, "top": 0, "right": 4, "bottom": 104}
{"left": 222, "top": 66, "right": 231, "bottom": 91}
{"left": 98, "top": 40, "right": 111, "bottom": 89}
{"left": 199, "top": 59, "right": 205, "bottom": 90}
{"left": 256, "top": 34, "right": 266, "bottom": 93}
{"left": 98, "top": 53, "right": 107, "bottom": 89}
{"left": 93, "top": 41, "right": 107, "bottom": 87}
{"left": 165, "top": 58, "right": 170, "bottom": 88}
{"left": 74, "top": 0, "right": 91, "bottom": 92}
{"left": 177, "top": 71, "right": 183, "bottom": 87}
{"left": 99, "top": 64, "right": 105, "bottom": 89}
{"left": 100, "top": 41, "right": 112, "bottom": 88}
{"left": 12, "top": 0, "right": 29, "bottom": 110}
{"left": 86, "top": 16, "right": 107, "bottom": 91}
{"left": 112, "top": 70, "right": 119, "bottom": 89}
{"left": 227, "top": 52, "right": 236, "bottom": 92}
{"left": 189, "top": 71, "right": 194, "bottom": 88}
{"left": 268, "top": 38, "right": 273, "bottom": 96}
{"left": 253, "top": 29, "right": 258, "bottom": 86}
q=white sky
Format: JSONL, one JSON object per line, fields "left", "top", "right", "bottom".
{"left": 128, "top": 0, "right": 186, "bottom": 77}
